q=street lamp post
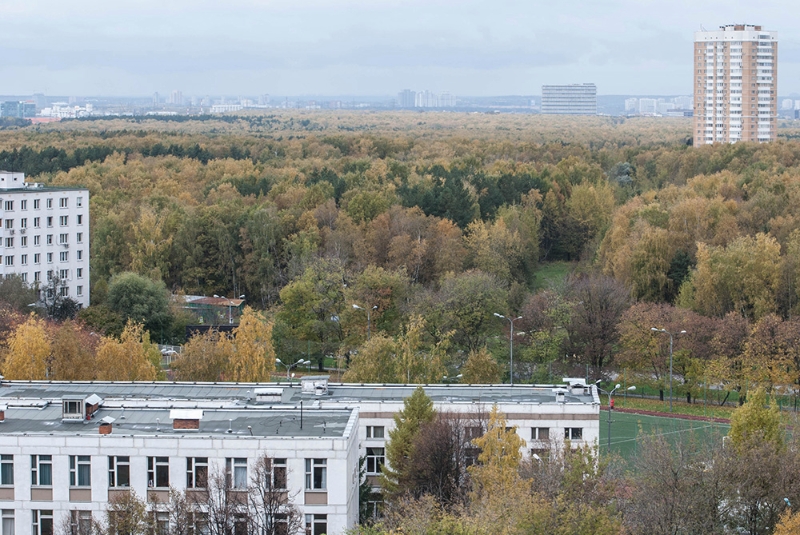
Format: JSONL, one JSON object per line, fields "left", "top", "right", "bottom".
{"left": 275, "top": 358, "right": 311, "bottom": 382}
{"left": 596, "top": 382, "right": 636, "bottom": 450}
{"left": 651, "top": 327, "right": 687, "bottom": 413}
{"left": 494, "top": 313, "right": 522, "bottom": 386}
{"left": 352, "top": 304, "right": 377, "bottom": 340}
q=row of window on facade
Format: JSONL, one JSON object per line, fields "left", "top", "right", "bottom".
{"left": 1, "top": 455, "right": 332, "bottom": 492}
{"left": 3, "top": 215, "right": 84, "bottom": 230}
{"left": 2, "top": 232, "right": 85, "bottom": 246}
{"left": 3, "top": 197, "right": 83, "bottom": 211}
{"left": 0, "top": 508, "right": 328, "bottom": 535}
{"left": 3, "top": 251, "right": 83, "bottom": 267}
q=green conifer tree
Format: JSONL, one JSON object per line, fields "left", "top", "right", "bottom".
{"left": 380, "top": 386, "right": 435, "bottom": 498}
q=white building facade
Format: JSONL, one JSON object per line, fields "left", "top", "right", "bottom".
{"left": 0, "top": 171, "right": 90, "bottom": 308}
{"left": 0, "top": 379, "right": 599, "bottom": 534}
{"left": 541, "top": 84, "right": 597, "bottom": 115}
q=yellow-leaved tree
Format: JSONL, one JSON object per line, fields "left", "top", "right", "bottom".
{"left": 227, "top": 307, "right": 275, "bottom": 382}
{"left": 2, "top": 315, "right": 51, "bottom": 380}
{"left": 468, "top": 404, "right": 531, "bottom": 534}
{"left": 460, "top": 347, "right": 501, "bottom": 384}
{"left": 95, "top": 321, "right": 159, "bottom": 381}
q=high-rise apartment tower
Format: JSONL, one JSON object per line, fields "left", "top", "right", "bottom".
{"left": 693, "top": 24, "right": 777, "bottom": 146}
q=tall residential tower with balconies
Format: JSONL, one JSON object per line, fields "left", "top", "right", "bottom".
{"left": 693, "top": 24, "right": 777, "bottom": 146}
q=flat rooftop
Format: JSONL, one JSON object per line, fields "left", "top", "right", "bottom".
{"left": 0, "top": 380, "right": 598, "bottom": 406}
{"left": 0, "top": 404, "right": 353, "bottom": 439}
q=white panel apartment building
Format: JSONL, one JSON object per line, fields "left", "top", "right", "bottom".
{"left": 0, "top": 171, "right": 90, "bottom": 308}
{"left": 541, "top": 84, "right": 597, "bottom": 115}
{"left": 0, "top": 379, "right": 599, "bottom": 534}
{"left": 693, "top": 24, "right": 778, "bottom": 145}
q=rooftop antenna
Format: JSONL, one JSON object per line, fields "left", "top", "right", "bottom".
{"left": 700, "top": 24, "right": 707, "bottom": 31}
{"left": 227, "top": 419, "right": 233, "bottom": 433}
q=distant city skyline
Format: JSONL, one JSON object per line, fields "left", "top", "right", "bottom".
{"left": 0, "top": 1, "right": 799, "bottom": 97}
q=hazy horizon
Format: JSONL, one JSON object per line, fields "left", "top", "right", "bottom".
{"left": 2, "top": 0, "right": 798, "bottom": 97}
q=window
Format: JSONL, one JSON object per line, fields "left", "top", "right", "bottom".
{"left": 271, "top": 458, "right": 287, "bottom": 489}
{"left": 46, "top": 234, "right": 52, "bottom": 245}
{"left": 2, "top": 510, "right": 13, "bottom": 535}
{"left": 225, "top": 458, "right": 247, "bottom": 489}
{"left": 20, "top": 273, "right": 27, "bottom": 283}
{"left": 20, "top": 236, "right": 27, "bottom": 247}
{"left": 20, "top": 218, "right": 27, "bottom": 228}
{"left": 34, "top": 271, "right": 41, "bottom": 282}
{"left": 4, "top": 238, "right": 12, "bottom": 248}
{"left": 3, "top": 201, "right": 12, "bottom": 211}
{"left": 232, "top": 514, "right": 247, "bottom": 535}
{"left": 59, "top": 216, "right": 68, "bottom": 226}
{"left": 59, "top": 269, "right": 68, "bottom": 280}
{"left": 77, "top": 250, "right": 82, "bottom": 260}
{"left": 47, "top": 253, "right": 52, "bottom": 263}
{"left": 69, "top": 511, "right": 92, "bottom": 535}
{"left": 186, "top": 457, "right": 208, "bottom": 488}
{"left": 305, "top": 514, "right": 327, "bottom": 535}
{"left": 76, "top": 197, "right": 83, "bottom": 208}
{"left": 3, "top": 220, "right": 11, "bottom": 229}
{"left": 305, "top": 459, "right": 326, "bottom": 490}
{"left": 46, "top": 217, "right": 52, "bottom": 228}
{"left": 3, "top": 256, "right": 12, "bottom": 267}
{"left": 34, "top": 199, "right": 40, "bottom": 209}
{"left": 77, "top": 215, "right": 83, "bottom": 225}
{"left": 32, "top": 510, "right": 53, "bottom": 535}
{"left": 60, "top": 251, "right": 68, "bottom": 262}
{"left": 31, "top": 455, "right": 52, "bottom": 486}
{"left": 34, "top": 253, "right": 40, "bottom": 264}
{"left": 532, "top": 428, "right": 550, "bottom": 440}
{"left": 0, "top": 456, "right": 12, "bottom": 485}
{"left": 366, "top": 426, "right": 384, "bottom": 439}
{"left": 20, "top": 200, "right": 27, "bottom": 210}
{"left": 77, "top": 286, "right": 83, "bottom": 297}
{"left": 47, "top": 270, "right": 53, "bottom": 281}
{"left": 76, "top": 268, "right": 82, "bottom": 278}
{"left": 154, "top": 512, "right": 169, "bottom": 535}
{"left": 565, "top": 428, "right": 583, "bottom": 441}
{"left": 34, "top": 235, "right": 40, "bottom": 245}
{"left": 76, "top": 232, "right": 82, "bottom": 243}
{"left": 188, "top": 512, "right": 208, "bottom": 535}
{"left": 20, "top": 255, "right": 27, "bottom": 266}
{"left": 69, "top": 455, "right": 91, "bottom": 487}
{"left": 34, "top": 217, "right": 40, "bottom": 228}
{"left": 108, "top": 456, "right": 130, "bottom": 488}
{"left": 60, "top": 198, "right": 68, "bottom": 208}
{"left": 147, "top": 457, "right": 169, "bottom": 488}
{"left": 46, "top": 199, "right": 52, "bottom": 209}
{"left": 59, "top": 233, "right": 68, "bottom": 244}
{"left": 366, "top": 448, "right": 384, "bottom": 475}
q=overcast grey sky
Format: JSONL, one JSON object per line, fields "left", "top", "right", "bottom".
{"left": 2, "top": 0, "right": 798, "bottom": 97}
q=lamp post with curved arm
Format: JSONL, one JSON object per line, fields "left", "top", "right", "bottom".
{"left": 596, "top": 382, "right": 636, "bottom": 450}
{"left": 651, "top": 327, "right": 686, "bottom": 413}
{"left": 494, "top": 313, "right": 522, "bottom": 386}
{"left": 352, "top": 303, "right": 377, "bottom": 340}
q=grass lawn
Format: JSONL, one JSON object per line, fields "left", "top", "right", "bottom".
{"left": 533, "top": 261, "right": 574, "bottom": 290}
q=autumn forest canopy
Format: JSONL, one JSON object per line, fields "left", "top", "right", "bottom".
{"left": 4, "top": 112, "right": 800, "bottom": 399}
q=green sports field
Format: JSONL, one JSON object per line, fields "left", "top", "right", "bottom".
{"left": 598, "top": 410, "right": 730, "bottom": 460}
